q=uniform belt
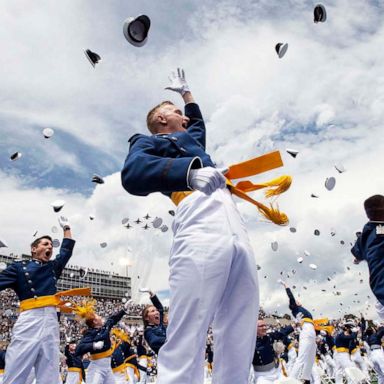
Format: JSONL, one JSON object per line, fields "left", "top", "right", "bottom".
{"left": 301, "top": 318, "right": 314, "bottom": 325}
{"left": 287, "top": 343, "right": 293, "bottom": 350}
{"left": 90, "top": 347, "right": 114, "bottom": 360}
{"left": 351, "top": 347, "right": 359, "bottom": 354}
{"left": 68, "top": 367, "right": 83, "bottom": 382}
{"left": 19, "top": 288, "right": 91, "bottom": 312}
{"left": 0, "top": 369, "right": 4, "bottom": 374}
{"left": 336, "top": 347, "right": 349, "bottom": 353}
{"left": 170, "top": 151, "right": 291, "bottom": 226}
{"left": 253, "top": 361, "right": 276, "bottom": 372}
{"left": 371, "top": 345, "right": 381, "bottom": 350}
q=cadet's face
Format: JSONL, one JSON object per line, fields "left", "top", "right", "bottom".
{"left": 32, "top": 239, "right": 53, "bottom": 262}
{"left": 93, "top": 315, "right": 104, "bottom": 328}
{"left": 145, "top": 306, "right": 160, "bottom": 325}
{"left": 160, "top": 105, "right": 189, "bottom": 132}
{"left": 257, "top": 320, "right": 268, "bottom": 337}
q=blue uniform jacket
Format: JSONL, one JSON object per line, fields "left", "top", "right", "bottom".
{"left": 253, "top": 326, "right": 294, "bottom": 366}
{"left": 366, "top": 327, "right": 384, "bottom": 346}
{"left": 144, "top": 294, "right": 167, "bottom": 354}
{"left": 65, "top": 345, "right": 85, "bottom": 379}
{"left": 121, "top": 103, "right": 215, "bottom": 197}
{"left": 335, "top": 332, "right": 357, "bottom": 349}
{"left": 349, "top": 333, "right": 359, "bottom": 352}
{"left": 0, "top": 350, "right": 5, "bottom": 370}
{"left": 285, "top": 288, "right": 312, "bottom": 319}
{"left": 0, "top": 238, "right": 75, "bottom": 301}
{"left": 351, "top": 222, "right": 384, "bottom": 305}
{"left": 111, "top": 340, "right": 137, "bottom": 369}
{"left": 75, "top": 309, "right": 126, "bottom": 357}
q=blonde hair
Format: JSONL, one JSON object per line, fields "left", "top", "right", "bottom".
{"left": 146, "top": 101, "right": 174, "bottom": 134}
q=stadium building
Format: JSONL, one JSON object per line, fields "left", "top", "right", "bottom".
{"left": 0, "top": 253, "right": 131, "bottom": 300}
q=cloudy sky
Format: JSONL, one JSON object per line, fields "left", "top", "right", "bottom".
{"left": 1, "top": 0, "right": 383, "bottom": 318}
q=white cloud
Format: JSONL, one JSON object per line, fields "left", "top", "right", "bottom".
{"left": 1, "top": 0, "right": 384, "bottom": 317}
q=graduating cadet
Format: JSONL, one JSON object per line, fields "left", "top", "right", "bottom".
{"left": 65, "top": 341, "right": 86, "bottom": 384}
{"left": 142, "top": 290, "right": 166, "bottom": 355}
{"left": 364, "top": 325, "right": 384, "bottom": 384}
{"left": 121, "top": 68, "right": 263, "bottom": 384}
{"left": 280, "top": 281, "right": 316, "bottom": 383}
{"left": 0, "top": 216, "right": 74, "bottom": 384}
{"left": 111, "top": 328, "right": 139, "bottom": 384}
{"left": 74, "top": 299, "right": 130, "bottom": 384}
{"left": 252, "top": 319, "right": 294, "bottom": 384}
{"left": 333, "top": 321, "right": 356, "bottom": 384}
{"left": 351, "top": 194, "right": 384, "bottom": 319}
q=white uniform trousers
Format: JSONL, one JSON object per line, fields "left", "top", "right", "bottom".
{"left": 289, "top": 323, "right": 316, "bottom": 380}
{"left": 114, "top": 371, "right": 129, "bottom": 383}
{"left": 371, "top": 349, "right": 384, "bottom": 384}
{"left": 351, "top": 349, "right": 369, "bottom": 378}
{"left": 137, "top": 356, "right": 147, "bottom": 384}
{"left": 66, "top": 370, "right": 84, "bottom": 384}
{"left": 323, "top": 354, "right": 336, "bottom": 378}
{"left": 334, "top": 351, "right": 354, "bottom": 384}
{"left": 127, "top": 366, "right": 138, "bottom": 383}
{"left": 4, "top": 306, "right": 60, "bottom": 384}
{"left": 376, "top": 301, "right": 384, "bottom": 320}
{"left": 0, "top": 372, "right": 3, "bottom": 384}
{"left": 157, "top": 189, "right": 259, "bottom": 384}
{"left": 87, "top": 357, "right": 116, "bottom": 384}
{"left": 253, "top": 367, "right": 279, "bottom": 384}
{"left": 287, "top": 348, "right": 297, "bottom": 374}
{"left": 310, "top": 364, "right": 322, "bottom": 384}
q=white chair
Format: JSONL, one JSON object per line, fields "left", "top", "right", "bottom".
{"left": 344, "top": 367, "right": 370, "bottom": 384}
{"left": 273, "top": 377, "right": 302, "bottom": 384}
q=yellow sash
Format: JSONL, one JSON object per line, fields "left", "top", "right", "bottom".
{"left": 336, "top": 347, "right": 349, "bottom": 353}
{"left": 20, "top": 288, "right": 91, "bottom": 312}
{"left": 90, "top": 346, "right": 114, "bottom": 360}
{"left": 112, "top": 363, "right": 127, "bottom": 373}
{"left": 171, "top": 151, "right": 291, "bottom": 225}
{"left": 68, "top": 367, "right": 83, "bottom": 383}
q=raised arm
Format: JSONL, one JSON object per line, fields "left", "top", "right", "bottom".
{"left": 351, "top": 231, "right": 364, "bottom": 264}
{"left": 150, "top": 291, "right": 164, "bottom": 324}
{"left": 285, "top": 287, "right": 297, "bottom": 309}
{"left": 53, "top": 216, "right": 75, "bottom": 277}
{"left": 165, "top": 68, "right": 206, "bottom": 148}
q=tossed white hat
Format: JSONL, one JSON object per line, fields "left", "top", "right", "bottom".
{"left": 123, "top": 15, "right": 151, "bottom": 47}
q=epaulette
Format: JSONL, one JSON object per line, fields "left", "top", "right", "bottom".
{"left": 128, "top": 133, "right": 145, "bottom": 145}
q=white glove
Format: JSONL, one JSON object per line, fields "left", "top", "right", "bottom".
{"left": 93, "top": 341, "right": 104, "bottom": 350}
{"left": 165, "top": 68, "right": 190, "bottom": 96}
{"left": 188, "top": 167, "right": 227, "bottom": 195}
{"left": 277, "top": 279, "right": 286, "bottom": 287}
{"left": 139, "top": 287, "right": 150, "bottom": 293}
{"left": 58, "top": 216, "right": 70, "bottom": 230}
{"left": 295, "top": 312, "right": 304, "bottom": 323}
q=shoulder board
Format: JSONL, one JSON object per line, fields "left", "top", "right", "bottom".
{"left": 128, "top": 133, "right": 145, "bottom": 145}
